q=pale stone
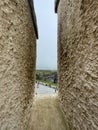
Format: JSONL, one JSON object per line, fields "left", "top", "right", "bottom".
{"left": 56, "top": 0, "right": 98, "bottom": 129}
{"left": 0, "top": 0, "right": 37, "bottom": 130}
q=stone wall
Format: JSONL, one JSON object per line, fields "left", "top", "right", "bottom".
{"left": 0, "top": 0, "right": 37, "bottom": 130}
{"left": 56, "top": 0, "right": 98, "bottom": 129}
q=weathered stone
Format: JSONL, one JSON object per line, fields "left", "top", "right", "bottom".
{"left": 0, "top": 0, "right": 37, "bottom": 130}
{"left": 56, "top": 0, "right": 98, "bottom": 129}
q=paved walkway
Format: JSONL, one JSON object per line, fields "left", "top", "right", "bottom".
{"left": 34, "top": 83, "right": 57, "bottom": 95}
{"left": 30, "top": 95, "right": 68, "bottom": 130}
{"left": 29, "top": 84, "right": 68, "bottom": 130}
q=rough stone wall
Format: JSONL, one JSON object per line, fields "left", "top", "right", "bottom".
{"left": 57, "top": 0, "right": 98, "bottom": 130}
{"left": 0, "top": 0, "right": 37, "bottom": 130}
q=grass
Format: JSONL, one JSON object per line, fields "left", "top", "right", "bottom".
{"left": 37, "top": 80, "right": 57, "bottom": 88}
{"left": 29, "top": 95, "right": 68, "bottom": 130}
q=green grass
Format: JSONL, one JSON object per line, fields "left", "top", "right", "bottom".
{"left": 37, "top": 80, "right": 57, "bottom": 88}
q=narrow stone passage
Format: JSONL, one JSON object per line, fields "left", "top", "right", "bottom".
{"left": 30, "top": 95, "right": 68, "bottom": 130}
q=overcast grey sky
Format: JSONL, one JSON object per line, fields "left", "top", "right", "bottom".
{"left": 34, "top": 0, "right": 57, "bottom": 70}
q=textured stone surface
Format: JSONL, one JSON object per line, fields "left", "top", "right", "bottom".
{"left": 57, "top": 0, "right": 98, "bottom": 129}
{"left": 0, "top": 0, "right": 37, "bottom": 130}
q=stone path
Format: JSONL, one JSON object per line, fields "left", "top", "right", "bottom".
{"left": 29, "top": 95, "right": 68, "bottom": 130}
{"left": 35, "top": 83, "right": 56, "bottom": 95}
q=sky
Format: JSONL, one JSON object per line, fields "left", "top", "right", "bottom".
{"left": 34, "top": 0, "right": 57, "bottom": 70}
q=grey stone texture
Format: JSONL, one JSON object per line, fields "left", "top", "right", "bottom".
{"left": 57, "top": 0, "right": 98, "bottom": 130}
{"left": 0, "top": 0, "right": 37, "bottom": 130}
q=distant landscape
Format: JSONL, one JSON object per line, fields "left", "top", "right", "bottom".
{"left": 36, "top": 70, "right": 58, "bottom": 88}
